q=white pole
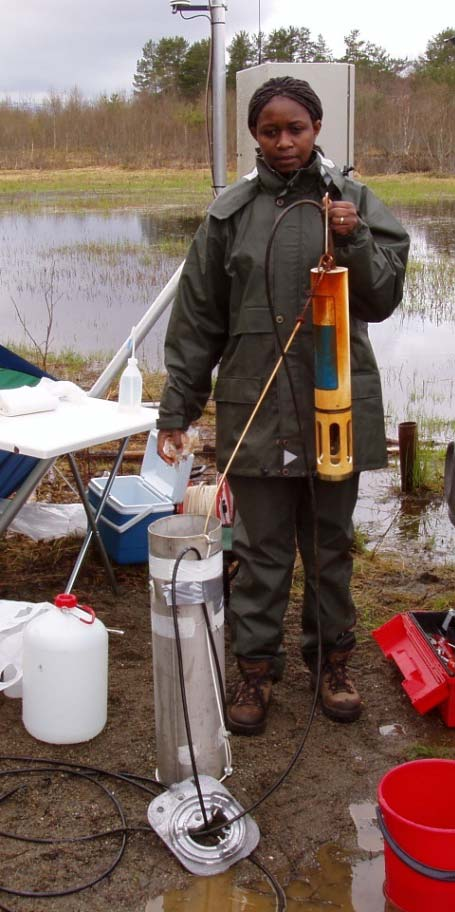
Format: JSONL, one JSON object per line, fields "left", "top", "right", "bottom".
{"left": 88, "top": 262, "right": 184, "bottom": 398}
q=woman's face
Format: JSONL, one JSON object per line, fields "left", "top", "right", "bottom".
{"left": 251, "top": 95, "right": 321, "bottom": 175}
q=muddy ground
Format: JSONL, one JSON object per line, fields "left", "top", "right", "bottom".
{"left": 1, "top": 442, "right": 455, "bottom": 911}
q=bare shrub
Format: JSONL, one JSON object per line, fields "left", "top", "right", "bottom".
{"left": 0, "top": 78, "right": 453, "bottom": 174}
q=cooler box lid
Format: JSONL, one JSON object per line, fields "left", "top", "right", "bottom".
{"left": 140, "top": 429, "right": 193, "bottom": 504}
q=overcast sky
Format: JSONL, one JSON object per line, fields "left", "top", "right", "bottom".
{"left": 1, "top": 0, "right": 454, "bottom": 101}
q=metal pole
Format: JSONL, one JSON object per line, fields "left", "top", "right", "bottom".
{"left": 88, "top": 261, "right": 184, "bottom": 398}
{"left": 258, "top": 0, "right": 262, "bottom": 64}
{"left": 209, "top": 1, "right": 227, "bottom": 194}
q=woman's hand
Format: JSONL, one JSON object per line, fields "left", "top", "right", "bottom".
{"left": 328, "top": 200, "right": 358, "bottom": 237}
{"left": 157, "top": 429, "right": 186, "bottom": 465}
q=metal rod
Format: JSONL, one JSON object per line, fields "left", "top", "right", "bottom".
{"left": 63, "top": 439, "right": 131, "bottom": 594}
{"left": 88, "top": 262, "right": 184, "bottom": 398}
{"left": 210, "top": 1, "right": 227, "bottom": 194}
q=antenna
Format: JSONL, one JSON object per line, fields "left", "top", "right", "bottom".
{"left": 258, "top": 0, "right": 262, "bottom": 64}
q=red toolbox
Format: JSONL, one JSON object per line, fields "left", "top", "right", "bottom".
{"left": 373, "top": 611, "right": 455, "bottom": 727}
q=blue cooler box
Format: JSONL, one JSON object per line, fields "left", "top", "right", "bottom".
{"left": 88, "top": 429, "right": 193, "bottom": 564}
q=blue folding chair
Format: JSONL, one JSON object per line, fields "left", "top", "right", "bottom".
{"left": 0, "top": 345, "right": 122, "bottom": 593}
{"left": 0, "top": 344, "right": 55, "bottom": 499}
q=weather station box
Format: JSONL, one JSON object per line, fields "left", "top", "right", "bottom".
{"left": 236, "top": 62, "right": 355, "bottom": 177}
{"left": 373, "top": 611, "right": 455, "bottom": 727}
{"left": 88, "top": 429, "right": 193, "bottom": 564}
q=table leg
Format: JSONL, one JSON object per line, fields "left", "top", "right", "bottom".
{"left": 64, "top": 438, "right": 130, "bottom": 594}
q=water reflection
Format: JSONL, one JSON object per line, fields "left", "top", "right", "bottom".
{"left": 145, "top": 842, "right": 394, "bottom": 911}
{"left": 354, "top": 467, "right": 455, "bottom": 564}
{"left": 0, "top": 209, "right": 199, "bottom": 369}
{"left": 1, "top": 202, "right": 455, "bottom": 440}
{"left": 394, "top": 201, "right": 455, "bottom": 260}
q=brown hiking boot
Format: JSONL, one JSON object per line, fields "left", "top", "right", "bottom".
{"left": 313, "top": 650, "right": 362, "bottom": 723}
{"left": 227, "top": 658, "right": 274, "bottom": 735}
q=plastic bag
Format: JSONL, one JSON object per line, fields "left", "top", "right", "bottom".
{"left": 163, "top": 426, "right": 199, "bottom": 463}
{"left": 1, "top": 500, "right": 86, "bottom": 541}
{"left": 0, "top": 600, "right": 53, "bottom": 697}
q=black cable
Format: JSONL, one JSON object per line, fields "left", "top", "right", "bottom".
{"left": 0, "top": 756, "right": 163, "bottom": 903}
{"left": 249, "top": 854, "right": 287, "bottom": 912}
{"left": 264, "top": 197, "right": 326, "bottom": 444}
{"left": 169, "top": 539, "right": 321, "bottom": 836}
{"left": 0, "top": 766, "right": 128, "bottom": 898}
{"left": 193, "top": 202, "right": 335, "bottom": 837}
{"left": 171, "top": 545, "right": 211, "bottom": 828}
{"left": 263, "top": 195, "right": 329, "bottom": 711}
{"left": 179, "top": 11, "right": 211, "bottom": 21}
{"left": 0, "top": 755, "right": 163, "bottom": 795}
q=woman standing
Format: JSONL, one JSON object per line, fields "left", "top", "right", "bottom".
{"left": 157, "top": 76, "right": 409, "bottom": 735}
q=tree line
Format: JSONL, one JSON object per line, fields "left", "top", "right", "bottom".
{"left": 0, "top": 27, "right": 454, "bottom": 174}
{"left": 133, "top": 26, "right": 455, "bottom": 95}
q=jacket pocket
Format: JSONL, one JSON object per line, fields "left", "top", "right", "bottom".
{"left": 214, "top": 376, "right": 263, "bottom": 404}
{"left": 351, "top": 372, "right": 383, "bottom": 400}
{"left": 230, "top": 306, "right": 275, "bottom": 335}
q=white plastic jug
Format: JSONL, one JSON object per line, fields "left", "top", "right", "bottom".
{"left": 22, "top": 593, "right": 108, "bottom": 744}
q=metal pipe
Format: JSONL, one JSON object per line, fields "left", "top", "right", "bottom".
{"left": 210, "top": 1, "right": 227, "bottom": 194}
{"left": 88, "top": 262, "right": 184, "bottom": 398}
{"left": 398, "top": 421, "right": 417, "bottom": 494}
{"left": 148, "top": 513, "right": 227, "bottom": 786}
{"left": 89, "top": 2, "right": 227, "bottom": 399}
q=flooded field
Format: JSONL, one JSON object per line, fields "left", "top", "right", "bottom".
{"left": 2, "top": 199, "right": 455, "bottom": 562}
{"left": 0, "top": 209, "right": 200, "bottom": 369}
{"left": 1, "top": 201, "right": 455, "bottom": 441}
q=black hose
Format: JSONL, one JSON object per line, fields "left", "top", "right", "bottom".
{"left": 171, "top": 545, "right": 211, "bottom": 828}
{"left": 249, "top": 853, "right": 287, "bottom": 911}
{"left": 0, "top": 765, "right": 127, "bottom": 898}
{"left": 0, "top": 755, "right": 162, "bottom": 902}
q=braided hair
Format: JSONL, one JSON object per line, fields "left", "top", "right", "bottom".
{"left": 247, "top": 76, "right": 323, "bottom": 130}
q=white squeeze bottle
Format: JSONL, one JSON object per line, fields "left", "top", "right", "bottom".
{"left": 118, "top": 326, "right": 142, "bottom": 411}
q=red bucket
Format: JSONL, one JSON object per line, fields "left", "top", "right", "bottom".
{"left": 378, "top": 760, "right": 455, "bottom": 912}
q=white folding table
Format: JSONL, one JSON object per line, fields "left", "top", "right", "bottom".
{"left": 0, "top": 397, "right": 157, "bottom": 594}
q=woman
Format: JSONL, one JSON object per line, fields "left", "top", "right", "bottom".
{"left": 157, "top": 76, "right": 409, "bottom": 735}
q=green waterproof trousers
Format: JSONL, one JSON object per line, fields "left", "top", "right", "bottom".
{"left": 227, "top": 473, "right": 360, "bottom": 679}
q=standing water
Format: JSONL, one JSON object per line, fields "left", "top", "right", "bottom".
{"left": 1, "top": 201, "right": 455, "bottom": 559}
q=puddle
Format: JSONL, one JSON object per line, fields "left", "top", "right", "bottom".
{"left": 349, "top": 801, "right": 383, "bottom": 853}
{"left": 355, "top": 465, "right": 455, "bottom": 565}
{"left": 145, "top": 841, "right": 397, "bottom": 910}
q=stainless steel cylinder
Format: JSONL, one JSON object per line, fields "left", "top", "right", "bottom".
{"left": 148, "top": 513, "right": 227, "bottom": 786}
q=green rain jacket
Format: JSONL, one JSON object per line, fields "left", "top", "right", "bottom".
{"left": 158, "top": 153, "right": 410, "bottom": 477}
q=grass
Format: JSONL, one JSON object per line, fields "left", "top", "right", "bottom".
{"left": 405, "top": 742, "right": 454, "bottom": 761}
{"left": 364, "top": 174, "right": 455, "bottom": 206}
{"left": 3, "top": 343, "right": 168, "bottom": 397}
{"left": 1, "top": 167, "right": 455, "bottom": 212}
{"left": 412, "top": 441, "right": 446, "bottom": 493}
{"left": 0, "top": 167, "right": 219, "bottom": 212}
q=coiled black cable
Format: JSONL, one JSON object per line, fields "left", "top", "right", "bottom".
{"left": 0, "top": 756, "right": 160, "bottom": 904}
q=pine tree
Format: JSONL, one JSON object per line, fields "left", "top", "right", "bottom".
{"left": 227, "top": 31, "right": 256, "bottom": 88}
{"left": 133, "top": 36, "right": 189, "bottom": 95}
